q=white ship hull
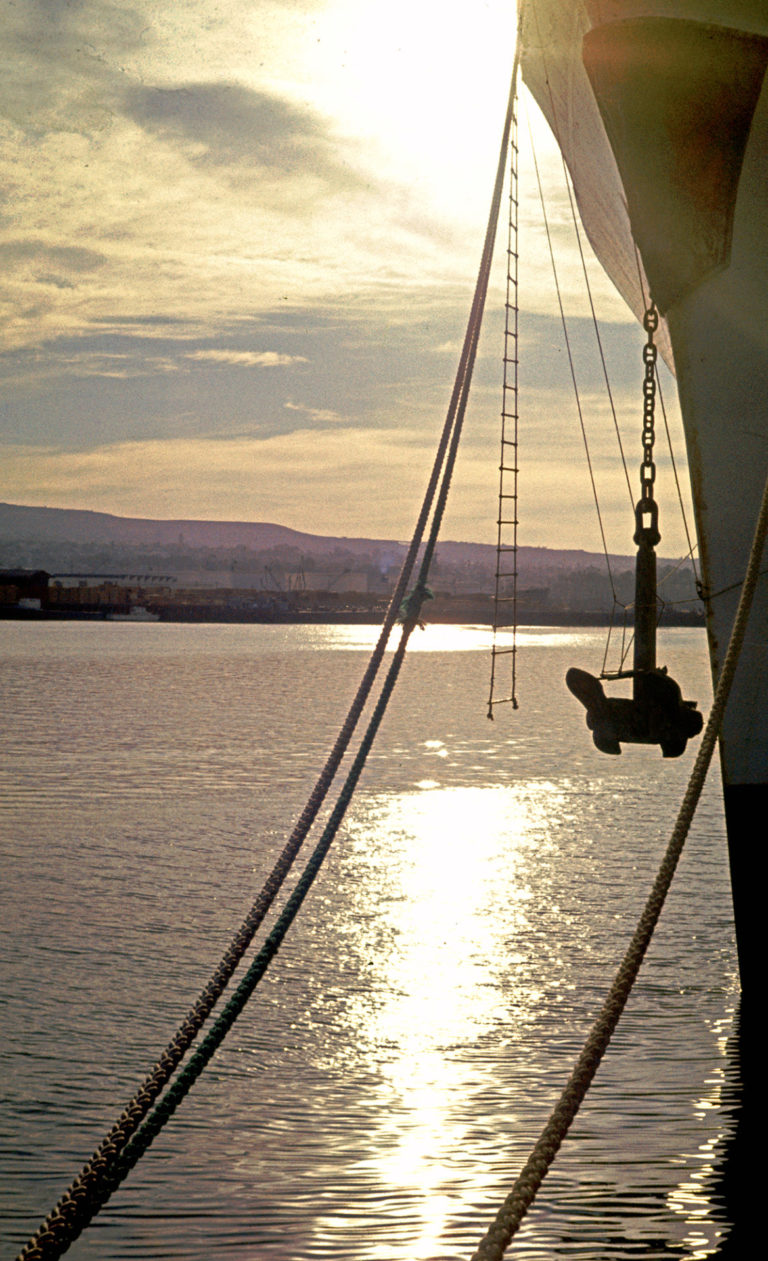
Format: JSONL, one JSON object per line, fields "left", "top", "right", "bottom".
{"left": 520, "top": 0, "right": 768, "bottom": 994}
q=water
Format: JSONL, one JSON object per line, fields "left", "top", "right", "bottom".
{"left": 0, "top": 622, "right": 741, "bottom": 1259}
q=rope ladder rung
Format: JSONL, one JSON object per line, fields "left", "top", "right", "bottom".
{"left": 488, "top": 70, "right": 520, "bottom": 717}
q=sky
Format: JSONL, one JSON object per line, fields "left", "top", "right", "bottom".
{"left": 0, "top": 0, "right": 695, "bottom": 554}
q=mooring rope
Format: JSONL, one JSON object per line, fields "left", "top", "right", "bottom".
{"left": 16, "top": 508, "right": 428, "bottom": 1261}
{"left": 41, "top": 614, "right": 421, "bottom": 1245}
{"left": 17, "top": 47, "right": 522, "bottom": 1261}
{"left": 47, "top": 208, "right": 505, "bottom": 1237}
{"left": 471, "top": 469, "right": 768, "bottom": 1260}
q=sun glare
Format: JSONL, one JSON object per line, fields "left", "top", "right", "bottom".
{"left": 303, "top": 1, "right": 518, "bottom": 223}
{"left": 329, "top": 782, "right": 543, "bottom": 1256}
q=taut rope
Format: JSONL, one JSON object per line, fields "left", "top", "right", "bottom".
{"left": 471, "top": 468, "right": 768, "bottom": 1259}
{"left": 18, "top": 47, "right": 521, "bottom": 1261}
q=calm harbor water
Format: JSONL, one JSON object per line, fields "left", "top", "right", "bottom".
{"left": 0, "top": 622, "right": 741, "bottom": 1259}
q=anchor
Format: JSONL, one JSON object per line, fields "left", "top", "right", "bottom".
{"left": 567, "top": 305, "right": 703, "bottom": 757}
{"left": 567, "top": 502, "right": 702, "bottom": 756}
{"left": 564, "top": 499, "right": 706, "bottom": 751}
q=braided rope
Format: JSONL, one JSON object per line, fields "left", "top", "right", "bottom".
{"left": 45, "top": 623, "right": 417, "bottom": 1243}
{"left": 17, "top": 554, "right": 421, "bottom": 1261}
{"left": 472, "top": 471, "right": 768, "bottom": 1260}
{"left": 22, "top": 264, "right": 498, "bottom": 1251}
{"left": 19, "top": 89, "right": 499, "bottom": 1257}
{"left": 17, "top": 53, "right": 521, "bottom": 1261}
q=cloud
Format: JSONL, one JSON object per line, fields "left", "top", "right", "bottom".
{"left": 0, "top": 296, "right": 466, "bottom": 448}
{"left": 1, "top": 296, "right": 669, "bottom": 479}
{"left": 1, "top": 2, "right": 150, "bottom": 136}
{"left": 0, "top": 430, "right": 438, "bottom": 538}
{"left": 0, "top": 240, "right": 107, "bottom": 303}
{"left": 122, "top": 80, "right": 369, "bottom": 195}
{"left": 0, "top": 399, "right": 695, "bottom": 554}
{"left": 186, "top": 349, "right": 307, "bottom": 367}
{"left": 0, "top": 5, "right": 487, "bottom": 358}
{"left": 0, "top": 241, "right": 107, "bottom": 272}
{"left": 0, "top": 3, "right": 686, "bottom": 553}
{"left": 59, "top": 352, "right": 182, "bottom": 380}
{"left": 284, "top": 402, "right": 347, "bottom": 424}
{"left": 90, "top": 314, "right": 194, "bottom": 329}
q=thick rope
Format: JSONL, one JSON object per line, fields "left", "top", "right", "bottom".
{"left": 17, "top": 534, "right": 421, "bottom": 1261}
{"left": 17, "top": 50, "right": 521, "bottom": 1261}
{"left": 45, "top": 622, "right": 418, "bottom": 1241}
{"left": 471, "top": 469, "right": 768, "bottom": 1260}
{"left": 419, "top": 59, "right": 518, "bottom": 588}
{"left": 19, "top": 68, "right": 511, "bottom": 1254}
{"left": 20, "top": 148, "right": 509, "bottom": 1247}
{"left": 44, "top": 266, "right": 497, "bottom": 1231}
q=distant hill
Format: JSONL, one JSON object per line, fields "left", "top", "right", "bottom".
{"left": 0, "top": 503, "right": 332, "bottom": 552}
{"left": 0, "top": 501, "right": 703, "bottom": 614}
{"left": 0, "top": 502, "right": 635, "bottom": 571}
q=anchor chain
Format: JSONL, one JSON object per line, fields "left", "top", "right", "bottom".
{"left": 633, "top": 302, "right": 661, "bottom": 676}
{"left": 640, "top": 303, "right": 659, "bottom": 518}
{"left": 565, "top": 301, "right": 702, "bottom": 756}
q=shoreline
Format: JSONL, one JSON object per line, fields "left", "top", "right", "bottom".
{"left": 0, "top": 606, "right": 705, "bottom": 629}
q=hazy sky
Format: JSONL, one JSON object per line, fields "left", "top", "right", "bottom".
{"left": 1, "top": 0, "right": 694, "bottom": 553}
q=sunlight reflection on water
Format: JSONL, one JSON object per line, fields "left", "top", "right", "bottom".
{"left": 0, "top": 623, "right": 740, "bottom": 1260}
{"left": 339, "top": 786, "right": 539, "bottom": 1259}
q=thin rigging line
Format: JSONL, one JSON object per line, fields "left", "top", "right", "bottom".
{"left": 655, "top": 367, "right": 701, "bottom": 586}
{"left": 631, "top": 244, "right": 701, "bottom": 588}
{"left": 560, "top": 157, "right": 634, "bottom": 507}
{"left": 526, "top": 107, "right": 617, "bottom": 597}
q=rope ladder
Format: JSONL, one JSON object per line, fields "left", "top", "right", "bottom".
{"left": 488, "top": 90, "right": 521, "bottom": 716}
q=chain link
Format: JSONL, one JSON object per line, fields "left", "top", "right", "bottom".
{"left": 640, "top": 304, "right": 658, "bottom": 505}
